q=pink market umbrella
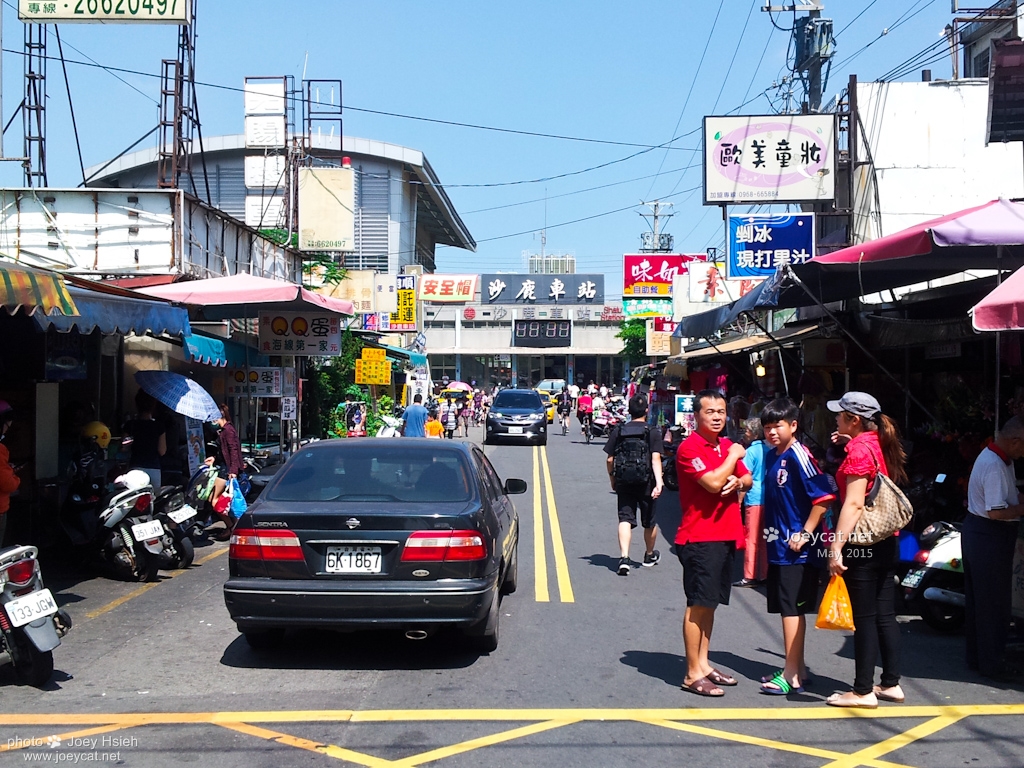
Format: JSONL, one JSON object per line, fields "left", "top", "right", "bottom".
{"left": 972, "top": 266, "right": 1024, "bottom": 331}
{"left": 445, "top": 382, "right": 473, "bottom": 392}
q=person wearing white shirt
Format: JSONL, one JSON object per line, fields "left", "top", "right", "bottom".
{"left": 963, "top": 416, "right": 1024, "bottom": 681}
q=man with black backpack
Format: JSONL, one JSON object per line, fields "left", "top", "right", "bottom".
{"left": 604, "top": 393, "right": 664, "bottom": 576}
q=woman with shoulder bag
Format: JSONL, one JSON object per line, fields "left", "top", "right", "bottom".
{"left": 825, "top": 392, "right": 908, "bottom": 708}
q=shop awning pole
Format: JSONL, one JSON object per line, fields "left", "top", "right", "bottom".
{"left": 785, "top": 266, "right": 938, "bottom": 424}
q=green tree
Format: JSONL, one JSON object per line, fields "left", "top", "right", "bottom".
{"left": 304, "top": 329, "right": 365, "bottom": 437}
{"left": 616, "top": 318, "right": 648, "bottom": 366}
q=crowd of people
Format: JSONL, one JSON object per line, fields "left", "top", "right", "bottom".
{"left": 602, "top": 387, "right": 1023, "bottom": 705}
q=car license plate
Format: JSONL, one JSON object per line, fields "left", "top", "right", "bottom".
{"left": 325, "top": 546, "right": 382, "bottom": 574}
{"left": 901, "top": 569, "right": 925, "bottom": 588}
{"left": 5, "top": 588, "right": 57, "bottom": 628}
{"left": 131, "top": 519, "right": 164, "bottom": 541}
{"left": 168, "top": 504, "right": 196, "bottom": 524}
{"left": 508, "top": 426, "right": 524, "bottom": 434}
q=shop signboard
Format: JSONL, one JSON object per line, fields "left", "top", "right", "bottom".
{"left": 227, "top": 368, "right": 283, "bottom": 397}
{"left": 419, "top": 274, "right": 477, "bottom": 303}
{"left": 45, "top": 332, "right": 87, "bottom": 380}
{"left": 726, "top": 213, "right": 815, "bottom": 278}
{"left": 258, "top": 312, "right": 342, "bottom": 356}
{"left": 675, "top": 394, "right": 697, "bottom": 432}
{"left": 389, "top": 274, "right": 418, "bottom": 331}
{"left": 374, "top": 273, "right": 398, "bottom": 314}
{"left": 280, "top": 397, "right": 297, "bottom": 421}
{"left": 646, "top": 319, "right": 676, "bottom": 356}
{"left": 355, "top": 359, "right": 392, "bottom": 385}
{"left": 623, "top": 298, "right": 673, "bottom": 318}
{"left": 329, "top": 270, "right": 375, "bottom": 314}
{"left": 687, "top": 263, "right": 762, "bottom": 303}
{"left": 185, "top": 417, "right": 206, "bottom": 477}
{"left": 482, "top": 273, "right": 604, "bottom": 304}
{"left": 704, "top": 114, "right": 836, "bottom": 204}
{"left": 623, "top": 254, "right": 706, "bottom": 297}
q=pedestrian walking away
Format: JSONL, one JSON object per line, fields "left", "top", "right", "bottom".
{"left": 604, "top": 394, "right": 664, "bottom": 576}
{"left": 963, "top": 416, "right": 1024, "bottom": 681}
{"left": 735, "top": 416, "right": 768, "bottom": 588}
{"left": 403, "top": 394, "right": 429, "bottom": 438}
{"left": 825, "top": 391, "right": 907, "bottom": 709}
{"left": 675, "top": 389, "right": 752, "bottom": 697}
{"left": 758, "top": 398, "right": 837, "bottom": 696}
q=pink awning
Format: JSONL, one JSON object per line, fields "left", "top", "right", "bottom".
{"left": 972, "top": 266, "right": 1024, "bottom": 331}
{"left": 138, "top": 274, "right": 354, "bottom": 319}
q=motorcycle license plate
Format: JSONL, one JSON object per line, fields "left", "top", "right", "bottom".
{"left": 901, "top": 569, "right": 925, "bottom": 588}
{"left": 508, "top": 426, "right": 524, "bottom": 434}
{"left": 168, "top": 504, "right": 197, "bottom": 524}
{"left": 131, "top": 519, "right": 164, "bottom": 541}
{"left": 325, "top": 546, "right": 381, "bottom": 574}
{"left": 4, "top": 588, "right": 57, "bottom": 628}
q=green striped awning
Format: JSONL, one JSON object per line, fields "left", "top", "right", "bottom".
{"left": 0, "top": 262, "right": 78, "bottom": 316}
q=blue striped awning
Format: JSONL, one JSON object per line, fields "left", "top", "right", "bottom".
{"left": 34, "top": 286, "right": 190, "bottom": 336}
{"left": 185, "top": 333, "right": 268, "bottom": 368}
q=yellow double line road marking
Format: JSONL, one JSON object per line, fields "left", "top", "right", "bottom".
{"left": 533, "top": 445, "right": 574, "bottom": 603}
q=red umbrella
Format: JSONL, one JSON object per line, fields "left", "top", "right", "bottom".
{"left": 972, "top": 266, "right": 1024, "bottom": 331}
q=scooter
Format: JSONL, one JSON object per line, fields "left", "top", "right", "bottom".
{"left": 0, "top": 545, "right": 72, "bottom": 686}
{"left": 152, "top": 486, "right": 199, "bottom": 568}
{"left": 588, "top": 410, "right": 622, "bottom": 440}
{"left": 376, "top": 414, "right": 404, "bottom": 438}
{"left": 901, "top": 519, "right": 965, "bottom": 632}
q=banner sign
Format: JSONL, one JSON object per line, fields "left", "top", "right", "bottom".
{"left": 185, "top": 417, "right": 205, "bottom": 476}
{"left": 687, "top": 263, "right": 763, "bottom": 304}
{"left": 623, "top": 298, "right": 673, "bottom": 318}
{"left": 227, "top": 368, "right": 283, "bottom": 397}
{"left": 389, "top": 275, "right": 418, "bottom": 331}
{"left": 419, "top": 274, "right": 477, "bottom": 303}
{"left": 704, "top": 114, "right": 836, "bottom": 204}
{"left": 258, "top": 312, "right": 342, "bottom": 355}
{"left": 482, "top": 273, "right": 604, "bottom": 304}
{"left": 727, "top": 213, "right": 815, "bottom": 278}
{"left": 623, "top": 254, "right": 706, "bottom": 296}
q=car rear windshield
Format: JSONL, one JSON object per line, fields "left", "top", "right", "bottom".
{"left": 265, "top": 446, "right": 475, "bottom": 503}
{"left": 492, "top": 392, "right": 543, "bottom": 409}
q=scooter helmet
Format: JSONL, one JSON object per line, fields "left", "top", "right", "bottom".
{"left": 114, "top": 469, "right": 151, "bottom": 491}
{"left": 81, "top": 421, "right": 111, "bottom": 449}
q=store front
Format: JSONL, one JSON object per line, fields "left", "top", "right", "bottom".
{"left": 573, "top": 355, "right": 623, "bottom": 389}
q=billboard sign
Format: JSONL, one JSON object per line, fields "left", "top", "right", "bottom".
{"left": 19, "top": 0, "right": 191, "bottom": 22}
{"left": 244, "top": 195, "right": 284, "bottom": 228}
{"left": 726, "top": 213, "right": 815, "bottom": 278}
{"left": 297, "top": 167, "right": 355, "bottom": 252}
{"left": 258, "top": 312, "right": 342, "bottom": 356}
{"left": 704, "top": 114, "right": 836, "bottom": 204}
{"left": 687, "top": 262, "right": 762, "bottom": 304}
{"left": 389, "top": 274, "right": 418, "bottom": 331}
{"left": 419, "top": 274, "right": 477, "bottom": 303}
{"left": 623, "top": 298, "right": 673, "bottom": 318}
{"left": 482, "top": 273, "right": 604, "bottom": 304}
{"left": 623, "top": 254, "right": 706, "bottom": 296}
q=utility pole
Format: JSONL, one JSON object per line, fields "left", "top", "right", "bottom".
{"left": 762, "top": 2, "right": 834, "bottom": 113}
{"left": 638, "top": 200, "right": 674, "bottom": 252}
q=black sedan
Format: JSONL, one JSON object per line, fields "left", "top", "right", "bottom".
{"left": 484, "top": 388, "right": 548, "bottom": 445}
{"left": 223, "top": 439, "right": 524, "bottom": 652}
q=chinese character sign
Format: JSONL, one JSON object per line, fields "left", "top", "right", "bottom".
{"left": 389, "top": 275, "right": 418, "bottom": 331}
{"left": 622, "top": 255, "right": 706, "bottom": 296}
{"left": 704, "top": 115, "right": 836, "bottom": 204}
{"left": 675, "top": 395, "right": 697, "bottom": 432}
{"left": 480, "top": 274, "right": 604, "bottom": 304}
{"left": 355, "top": 359, "right": 393, "bottom": 385}
{"left": 226, "top": 368, "right": 283, "bottom": 397}
{"left": 727, "top": 213, "right": 815, "bottom": 278}
{"left": 418, "top": 274, "right": 478, "bottom": 303}
{"left": 623, "top": 298, "right": 673, "bottom": 318}
{"left": 258, "top": 312, "right": 342, "bottom": 356}
{"left": 687, "top": 263, "right": 763, "bottom": 304}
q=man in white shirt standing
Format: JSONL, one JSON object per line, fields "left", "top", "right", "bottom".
{"left": 964, "top": 416, "right": 1024, "bottom": 681}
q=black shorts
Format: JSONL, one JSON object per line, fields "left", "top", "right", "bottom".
{"left": 616, "top": 483, "right": 655, "bottom": 529}
{"left": 677, "top": 541, "right": 736, "bottom": 608}
{"left": 766, "top": 562, "right": 822, "bottom": 616}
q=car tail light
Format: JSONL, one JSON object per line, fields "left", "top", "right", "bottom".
{"left": 229, "top": 528, "right": 304, "bottom": 562}
{"left": 134, "top": 494, "right": 152, "bottom": 512}
{"left": 401, "top": 530, "right": 487, "bottom": 562}
{"left": 4, "top": 558, "right": 36, "bottom": 585}
{"left": 913, "top": 549, "right": 930, "bottom": 564}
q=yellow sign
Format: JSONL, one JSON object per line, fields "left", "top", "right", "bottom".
{"left": 389, "top": 275, "right": 418, "bottom": 330}
{"left": 355, "top": 359, "right": 392, "bottom": 385}
{"left": 361, "top": 348, "right": 386, "bottom": 362}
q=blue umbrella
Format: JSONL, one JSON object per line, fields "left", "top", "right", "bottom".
{"left": 134, "top": 370, "right": 222, "bottom": 422}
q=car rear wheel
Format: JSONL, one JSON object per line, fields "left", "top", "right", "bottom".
{"left": 243, "top": 628, "right": 285, "bottom": 651}
{"left": 501, "top": 545, "right": 518, "bottom": 596}
{"left": 466, "top": 589, "right": 500, "bottom": 652}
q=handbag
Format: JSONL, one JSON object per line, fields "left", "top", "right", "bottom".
{"left": 850, "top": 455, "right": 913, "bottom": 546}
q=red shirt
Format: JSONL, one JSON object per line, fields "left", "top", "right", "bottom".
{"left": 835, "top": 431, "right": 888, "bottom": 504}
{"left": 675, "top": 431, "right": 748, "bottom": 547}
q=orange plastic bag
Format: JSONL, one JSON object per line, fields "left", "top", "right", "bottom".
{"left": 816, "top": 575, "right": 855, "bottom": 631}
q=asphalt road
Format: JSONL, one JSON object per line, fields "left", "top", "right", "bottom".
{"left": 1, "top": 423, "right": 1022, "bottom": 767}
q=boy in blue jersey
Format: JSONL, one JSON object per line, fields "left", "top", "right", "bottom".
{"left": 759, "top": 398, "right": 838, "bottom": 696}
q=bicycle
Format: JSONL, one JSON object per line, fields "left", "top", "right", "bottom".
{"left": 580, "top": 412, "right": 592, "bottom": 444}
{"left": 559, "top": 409, "right": 570, "bottom": 436}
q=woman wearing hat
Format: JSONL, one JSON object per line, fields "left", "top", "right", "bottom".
{"left": 825, "top": 392, "right": 907, "bottom": 708}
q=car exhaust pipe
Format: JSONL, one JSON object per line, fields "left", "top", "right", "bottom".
{"left": 405, "top": 629, "right": 429, "bottom": 641}
{"left": 923, "top": 586, "right": 965, "bottom": 608}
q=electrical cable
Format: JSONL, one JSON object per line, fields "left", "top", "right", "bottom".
{"left": 831, "top": 0, "right": 940, "bottom": 72}
{"left": 54, "top": 26, "right": 86, "bottom": 186}
{"left": 833, "top": 0, "right": 881, "bottom": 38}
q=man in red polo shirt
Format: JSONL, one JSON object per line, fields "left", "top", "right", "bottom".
{"left": 675, "top": 389, "right": 752, "bottom": 697}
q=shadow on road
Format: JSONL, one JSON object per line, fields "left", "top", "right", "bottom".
{"left": 220, "top": 628, "right": 481, "bottom": 671}
{"left": 619, "top": 649, "right": 683, "bottom": 687}
{"left": 579, "top": 553, "right": 623, "bottom": 573}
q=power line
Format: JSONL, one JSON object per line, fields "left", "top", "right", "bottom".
{"left": 834, "top": 0, "right": 881, "bottom": 38}
{"left": 831, "top": 0, "right": 940, "bottom": 71}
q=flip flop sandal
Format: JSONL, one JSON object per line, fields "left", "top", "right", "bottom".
{"left": 759, "top": 671, "right": 803, "bottom": 695}
{"left": 760, "top": 668, "right": 815, "bottom": 686}
{"left": 826, "top": 692, "right": 878, "bottom": 709}
{"left": 872, "top": 686, "right": 905, "bottom": 703}
{"left": 681, "top": 676, "right": 725, "bottom": 697}
{"left": 707, "top": 668, "right": 738, "bottom": 686}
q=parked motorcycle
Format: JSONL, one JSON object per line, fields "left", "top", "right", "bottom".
{"left": 152, "top": 485, "right": 199, "bottom": 568}
{"left": 901, "top": 519, "right": 965, "bottom": 632}
{"left": 0, "top": 545, "right": 72, "bottom": 686}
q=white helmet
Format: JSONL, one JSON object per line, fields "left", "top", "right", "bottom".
{"left": 115, "top": 469, "right": 152, "bottom": 491}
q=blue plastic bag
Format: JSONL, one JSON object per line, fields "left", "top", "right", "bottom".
{"left": 229, "top": 478, "right": 248, "bottom": 518}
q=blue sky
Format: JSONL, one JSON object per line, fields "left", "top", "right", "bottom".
{"left": 0, "top": 0, "right": 958, "bottom": 289}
